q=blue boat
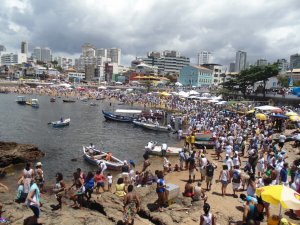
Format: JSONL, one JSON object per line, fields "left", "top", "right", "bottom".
{"left": 102, "top": 110, "right": 134, "bottom": 122}
{"left": 16, "top": 96, "right": 27, "bottom": 105}
{"left": 51, "top": 118, "right": 70, "bottom": 127}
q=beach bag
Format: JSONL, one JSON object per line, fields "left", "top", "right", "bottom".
{"left": 232, "top": 170, "right": 241, "bottom": 183}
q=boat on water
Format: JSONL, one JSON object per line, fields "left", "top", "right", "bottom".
{"left": 16, "top": 96, "right": 27, "bottom": 105}
{"left": 194, "top": 140, "right": 215, "bottom": 149}
{"left": 145, "top": 141, "right": 182, "bottom": 156}
{"left": 50, "top": 97, "right": 56, "bottom": 102}
{"left": 26, "top": 99, "right": 39, "bottom": 108}
{"left": 63, "top": 99, "right": 76, "bottom": 103}
{"left": 90, "top": 102, "right": 97, "bottom": 106}
{"left": 102, "top": 109, "right": 142, "bottom": 122}
{"left": 82, "top": 146, "right": 123, "bottom": 170}
{"left": 133, "top": 120, "right": 172, "bottom": 132}
{"left": 50, "top": 118, "right": 71, "bottom": 127}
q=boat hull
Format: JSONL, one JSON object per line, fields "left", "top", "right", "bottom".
{"left": 133, "top": 120, "right": 170, "bottom": 132}
{"left": 102, "top": 110, "right": 133, "bottom": 122}
{"left": 145, "top": 146, "right": 182, "bottom": 156}
{"left": 51, "top": 118, "right": 70, "bottom": 127}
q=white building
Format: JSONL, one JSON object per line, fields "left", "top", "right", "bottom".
{"left": 41, "top": 47, "right": 52, "bottom": 63}
{"left": 0, "top": 53, "right": 27, "bottom": 66}
{"left": 107, "top": 48, "right": 121, "bottom": 65}
{"left": 197, "top": 51, "right": 212, "bottom": 65}
{"left": 256, "top": 59, "right": 268, "bottom": 66}
{"left": 235, "top": 50, "right": 247, "bottom": 73}
{"left": 33, "top": 47, "right": 41, "bottom": 61}
{"left": 55, "top": 56, "right": 73, "bottom": 69}
{"left": 68, "top": 72, "right": 85, "bottom": 81}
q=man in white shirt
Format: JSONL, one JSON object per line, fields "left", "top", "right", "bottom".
{"left": 278, "top": 134, "right": 286, "bottom": 150}
{"left": 161, "top": 143, "right": 168, "bottom": 156}
{"left": 223, "top": 154, "right": 233, "bottom": 171}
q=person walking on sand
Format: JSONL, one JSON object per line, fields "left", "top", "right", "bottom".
{"left": 205, "top": 161, "right": 217, "bottom": 191}
{"left": 200, "top": 203, "right": 216, "bottom": 225}
{"left": 219, "top": 165, "right": 230, "bottom": 196}
{"left": 156, "top": 171, "right": 166, "bottom": 212}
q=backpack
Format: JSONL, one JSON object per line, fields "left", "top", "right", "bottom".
{"left": 232, "top": 170, "right": 240, "bottom": 183}
{"left": 206, "top": 165, "right": 214, "bottom": 177}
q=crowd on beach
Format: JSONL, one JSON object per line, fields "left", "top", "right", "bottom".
{"left": 0, "top": 84, "right": 300, "bottom": 225}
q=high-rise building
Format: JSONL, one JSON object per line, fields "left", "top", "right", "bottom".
{"left": 107, "top": 48, "right": 121, "bottom": 65}
{"left": 21, "top": 41, "right": 28, "bottom": 55}
{"left": 33, "top": 47, "right": 41, "bottom": 61}
{"left": 235, "top": 50, "right": 247, "bottom": 73}
{"left": 277, "top": 59, "right": 289, "bottom": 73}
{"left": 256, "top": 59, "right": 268, "bottom": 66}
{"left": 229, "top": 62, "right": 235, "bottom": 72}
{"left": 41, "top": 47, "right": 52, "bottom": 63}
{"left": 96, "top": 48, "right": 107, "bottom": 58}
{"left": 290, "top": 53, "right": 300, "bottom": 69}
{"left": 82, "top": 43, "right": 96, "bottom": 57}
{"left": 141, "top": 50, "right": 190, "bottom": 74}
{"left": 197, "top": 51, "right": 212, "bottom": 65}
{"left": 0, "top": 45, "right": 6, "bottom": 52}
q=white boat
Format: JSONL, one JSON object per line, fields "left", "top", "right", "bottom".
{"left": 145, "top": 141, "right": 182, "bottom": 156}
{"left": 51, "top": 118, "right": 71, "bottom": 127}
{"left": 82, "top": 146, "right": 124, "bottom": 170}
{"left": 26, "top": 99, "right": 39, "bottom": 108}
{"left": 133, "top": 120, "right": 172, "bottom": 132}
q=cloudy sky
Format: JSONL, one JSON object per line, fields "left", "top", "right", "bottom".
{"left": 1, "top": 0, "right": 299, "bottom": 66}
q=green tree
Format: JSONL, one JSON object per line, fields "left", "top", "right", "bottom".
{"left": 277, "top": 76, "right": 289, "bottom": 88}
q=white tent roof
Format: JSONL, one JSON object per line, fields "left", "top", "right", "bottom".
{"left": 98, "top": 86, "right": 107, "bottom": 90}
{"left": 178, "top": 91, "right": 189, "bottom": 97}
{"left": 188, "top": 90, "right": 200, "bottom": 95}
{"left": 254, "top": 105, "right": 281, "bottom": 111}
{"left": 175, "top": 82, "right": 183, "bottom": 86}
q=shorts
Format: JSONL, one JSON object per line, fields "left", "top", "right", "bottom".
{"left": 206, "top": 176, "right": 213, "bottom": 183}
{"left": 232, "top": 182, "right": 240, "bottom": 190}
{"left": 278, "top": 142, "right": 284, "bottom": 148}
{"left": 189, "top": 169, "right": 195, "bottom": 177}
{"left": 97, "top": 182, "right": 105, "bottom": 187}
{"left": 221, "top": 180, "right": 228, "bottom": 185}
{"left": 29, "top": 205, "right": 40, "bottom": 218}
{"left": 200, "top": 168, "right": 206, "bottom": 176}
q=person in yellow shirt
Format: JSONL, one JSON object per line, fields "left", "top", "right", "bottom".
{"left": 185, "top": 135, "right": 191, "bottom": 150}
{"left": 190, "top": 133, "right": 196, "bottom": 149}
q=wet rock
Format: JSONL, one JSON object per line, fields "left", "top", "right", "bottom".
{"left": 0, "top": 141, "right": 44, "bottom": 168}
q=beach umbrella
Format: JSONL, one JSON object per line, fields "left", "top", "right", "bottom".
{"left": 188, "top": 90, "right": 200, "bottom": 95}
{"left": 269, "top": 114, "right": 289, "bottom": 119}
{"left": 159, "top": 91, "right": 171, "bottom": 96}
{"left": 175, "top": 82, "right": 183, "bottom": 86}
{"left": 289, "top": 115, "right": 300, "bottom": 122}
{"left": 98, "top": 86, "right": 107, "bottom": 90}
{"left": 256, "top": 185, "right": 300, "bottom": 211}
{"left": 247, "top": 109, "right": 255, "bottom": 114}
{"left": 285, "top": 111, "right": 298, "bottom": 116}
{"left": 256, "top": 113, "right": 267, "bottom": 120}
{"left": 272, "top": 108, "right": 283, "bottom": 113}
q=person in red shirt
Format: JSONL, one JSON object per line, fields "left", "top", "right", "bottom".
{"left": 94, "top": 170, "right": 106, "bottom": 194}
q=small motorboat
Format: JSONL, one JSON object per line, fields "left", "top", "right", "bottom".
{"left": 50, "top": 118, "right": 70, "bottom": 127}
{"left": 63, "top": 99, "right": 76, "bottom": 103}
{"left": 26, "top": 99, "right": 39, "bottom": 108}
{"left": 16, "top": 96, "right": 27, "bottom": 105}
{"left": 133, "top": 120, "right": 172, "bottom": 132}
{"left": 145, "top": 141, "right": 182, "bottom": 156}
{"left": 90, "top": 102, "right": 97, "bottom": 106}
{"left": 82, "top": 146, "right": 123, "bottom": 170}
{"left": 50, "top": 97, "right": 56, "bottom": 102}
{"left": 102, "top": 110, "right": 134, "bottom": 122}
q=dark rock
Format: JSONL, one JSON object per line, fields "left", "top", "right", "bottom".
{"left": 0, "top": 141, "right": 44, "bottom": 168}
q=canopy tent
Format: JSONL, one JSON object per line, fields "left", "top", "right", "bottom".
{"left": 115, "top": 109, "right": 142, "bottom": 114}
{"left": 175, "top": 82, "right": 183, "bottom": 86}
{"left": 98, "top": 86, "right": 107, "bottom": 90}
{"left": 254, "top": 105, "right": 282, "bottom": 111}
{"left": 188, "top": 90, "right": 200, "bottom": 95}
{"left": 178, "top": 91, "right": 189, "bottom": 98}
{"left": 202, "top": 92, "right": 211, "bottom": 97}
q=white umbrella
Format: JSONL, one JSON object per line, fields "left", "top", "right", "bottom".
{"left": 175, "top": 82, "right": 183, "bottom": 86}
{"left": 178, "top": 91, "right": 189, "bottom": 98}
{"left": 188, "top": 90, "right": 200, "bottom": 95}
{"left": 98, "top": 86, "right": 107, "bottom": 90}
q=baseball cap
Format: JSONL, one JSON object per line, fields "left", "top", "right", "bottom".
{"left": 225, "top": 154, "right": 229, "bottom": 157}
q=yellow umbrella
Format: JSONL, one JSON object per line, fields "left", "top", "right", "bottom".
{"left": 256, "top": 113, "right": 267, "bottom": 120}
{"left": 289, "top": 115, "right": 300, "bottom": 122}
{"left": 285, "top": 111, "right": 298, "bottom": 116}
{"left": 159, "top": 91, "right": 171, "bottom": 96}
{"left": 256, "top": 185, "right": 300, "bottom": 210}
{"left": 247, "top": 109, "right": 255, "bottom": 114}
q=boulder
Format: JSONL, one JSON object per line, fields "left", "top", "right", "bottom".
{"left": 0, "top": 141, "right": 44, "bottom": 168}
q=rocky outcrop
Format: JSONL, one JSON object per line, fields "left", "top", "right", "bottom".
{"left": 0, "top": 141, "right": 44, "bottom": 168}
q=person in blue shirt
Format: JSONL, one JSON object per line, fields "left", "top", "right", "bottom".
{"left": 280, "top": 162, "right": 289, "bottom": 186}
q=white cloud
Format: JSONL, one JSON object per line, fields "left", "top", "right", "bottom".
{"left": 0, "top": 0, "right": 299, "bottom": 66}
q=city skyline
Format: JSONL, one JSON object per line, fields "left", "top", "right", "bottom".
{"left": 1, "top": 0, "right": 300, "bottom": 67}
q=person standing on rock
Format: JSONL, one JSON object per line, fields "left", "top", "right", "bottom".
{"left": 34, "top": 162, "right": 45, "bottom": 193}
{"left": 52, "top": 172, "right": 65, "bottom": 210}
{"left": 26, "top": 179, "right": 42, "bottom": 223}
{"left": 22, "top": 163, "right": 35, "bottom": 198}
{"left": 123, "top": 185, "right": 140, "bottom": 225}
